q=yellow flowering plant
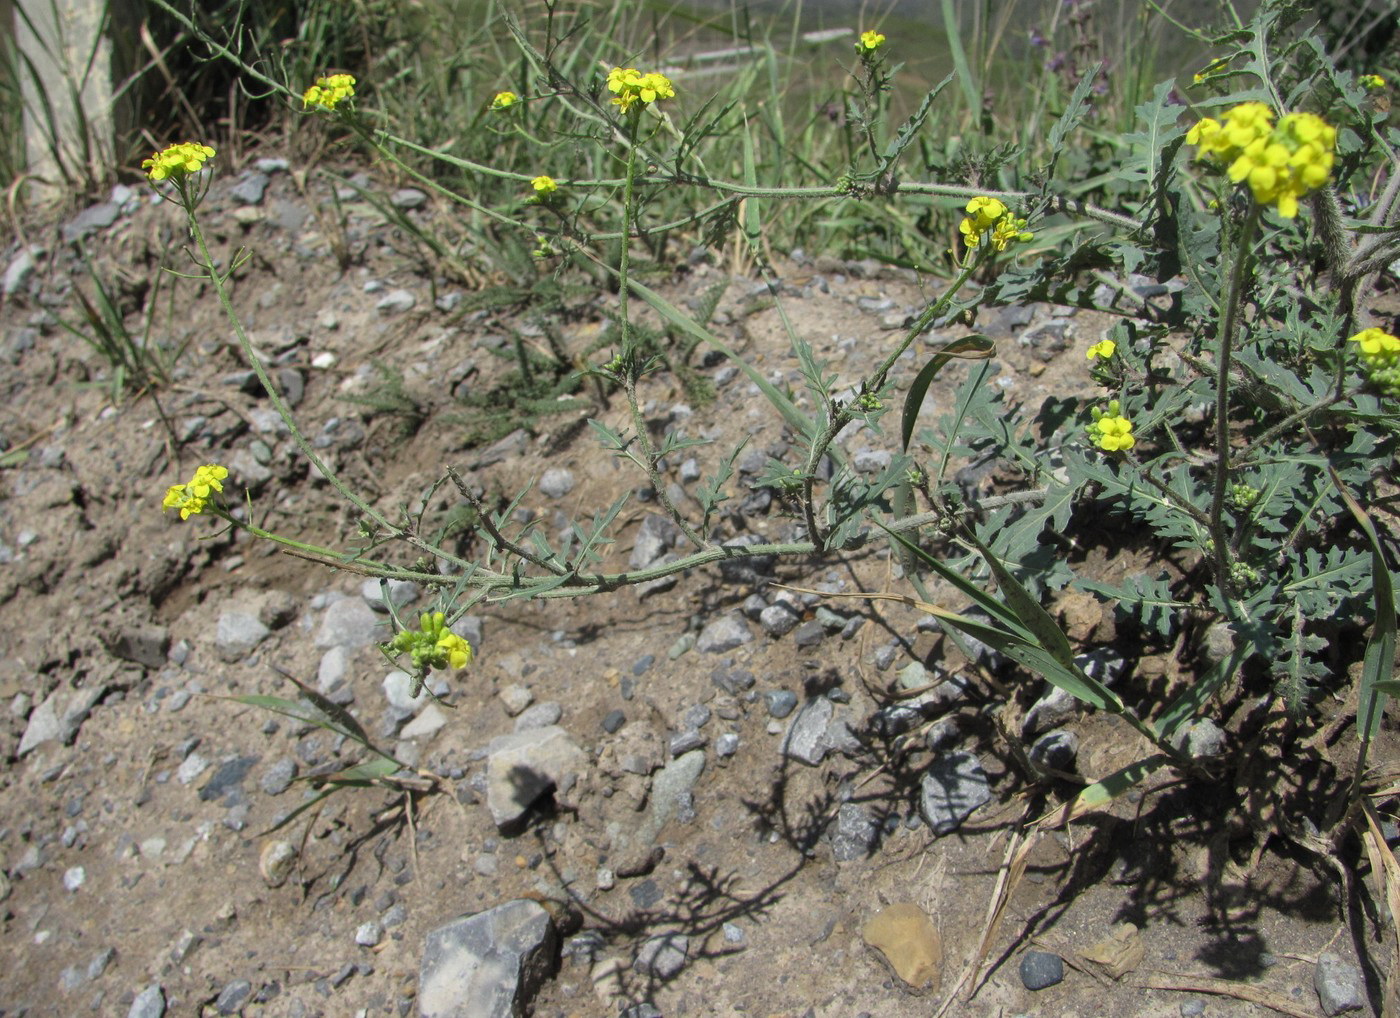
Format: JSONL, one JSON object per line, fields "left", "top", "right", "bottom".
{"left": 1087, "top": 401, "right": 1136, "bottom": 452}
{"left": 303, "top": 72, "right": 356, "bottom": 111}
{"left": 606, "top": 67, "right": 676, "bottom": 115}
{"left": 1086, "top": 340, "right": 1116, "bottom": 361}
{"left": 491, "top": 91, "right": 519, "bottom": 110}
{"left": 957, "top": 195, "right": 1034, "bottom": 264}
{"left": 161, "top": 463, "right": 229, "bottom": 520}
{"left": 1348, "top": 328, "right": 1400, "bottom": 394}
{"left": 856, "top": 30, "right": 886, "bottom": 55}
{"left": 1186, "top": 103, "right": 1336, "bottom": 218}
{"left": 141, "top": 142, "right": 216, "bottom": 208}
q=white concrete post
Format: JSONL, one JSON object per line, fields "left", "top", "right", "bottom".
{"left": 11, "top": 0, "right": 116, "bottom": 202}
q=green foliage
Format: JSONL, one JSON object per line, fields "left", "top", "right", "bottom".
{"left": 157, "top": 0, "right": 1400, "bottom": 845}
{"left": 340, "top": 359, "right": 429, "bottom": 439}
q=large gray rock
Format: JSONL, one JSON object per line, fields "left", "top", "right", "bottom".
{"left": 215, "top": 611, "right": 270, "bottom": 662}
{"left": 634, "top": 933, "right": 689, "bottom": 979}
{"left": 418, "top": 900, "right": 558, "bottom": 1018}
{"left": 485, "top": 726, "right": 587, "bottom": 828}
{"left": 1314, "top": 951, "right": 1364, "bottom": 1015}
{"left": 316, "top": 597, "right": 383, "bottom": 649}
{"left": 782, "top": 697, "right": 833, "bottom": 766}
{"left": 18, "top": 681, "right": 108, "bottom": 755}
{"left": 629, "top": 514, "right": 678, "bottom": 570}
{"left": 128, "top": 984, "right": 166, "bottom": 1018}
{"left": 919, "top": 751, "right": 991, "bottom": 835}
{"left": 830, "top": 802, "right": 879, "bottom": 861}
{"left": 696, "top": 615, "right": 752, "bottom": 654}
{"left": 640, "top": 749, "right": 706, "bottom": 843}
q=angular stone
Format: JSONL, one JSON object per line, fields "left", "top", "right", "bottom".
{"left": 402, "top": 703, "right": 450, "bottom": 740}
{"left": 538, "top": 468, "right": 575, "bottom": 498}
{"left": 361, "top": 578, "right": 420, "bottom": 613}
{"left": 1029, "top": 730, "right": 1079, "bottom": 771}
{"left": 513, "top": 702, "right": 562, "bottom": 733}
{"left": 919, "top": 751, "right": 991, "bottom": 835}
{"left": 199, "top": 755, "right": 260, "bottom": 802}
{"left": 105, "top": 623, "right": 170, "bottom": 668}
{"left": 641, "top": 750, "right": 706, "bottom": 843}
{"left": 376, "top": 288, "right": 417, "bottom": 314}
{"left": 759, "top": 603, "right": 801, "bottom": 637}
{"left": 634, "top": 934, "right": 688, "bottom": 979}
{"left": 862, "top": 903, "right": 942, "bottom": 992}
{"left": 1314, "top": 951, "right": 1364, "bottom": 1015}
{"left": 215, "top": 611, "right": 269, "bottom": 662}
{"left": 316, "top": 598, "right": 383, "bottom": 649}
{"left": 18, "top": 682, "right": 107, "bottom": 756}
{"left": 418, "top": 900, "right": 558, "bottom": 1018}
{"left": 830, "top": 802, "right": 879, "bottom": 861}
{"left": 782, "top": 698, "right": 832, "bottom": 766}
{"left": 485, "top": 726, "right": 587, "bottom": 828}
{"left": 696, "top": 615, "right": 752, "bottom": 654}
{"left": 215, "top": 979, "right": 251, "bottom": 1015}
{"left": 629, "top": 514, "right": 677, "bottom": 570}
{"left": 128, "top": 984, "right": 166, "bottom": 1018}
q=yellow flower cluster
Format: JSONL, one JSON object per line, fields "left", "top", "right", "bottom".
{"left": 492, "top": 91, "right": 518, "bottom": 110}
{"left": 1348, "top": 327, "right": 1400, "bottom": 394}
{"left": 606, "top": 67, "right": 676, "bottom": 114}
{"left": 303, "top": 73, "right": 356, "bottom": 111}
{"left": 162, "top": 463, "right": 229, "bottom": 520}
{"left": 1359, "top": 74, "right": 1387, "bottom": 90}
{"left": 1087, "top": 401, "right": 1135, "bottom": 452}
{"left": 856, "top": 30, "right": 886, "bottom": 54}
{"left": 958, "top": 196, "right": 1033, "bottom": 253}
{"left": 389, "top": 611, "right": 474, "bottom": 672}
{"left": 141, "top": 142, "right": 215, "bottom": 183}
{"left": 1186, "top": 103, "right": 1336, "bottom": 218}
{"left": 1086, "top": 339, "right": 1116, "bottom": 360}
{"left": 531, "top": 175, "right": 558, "bottom": 195}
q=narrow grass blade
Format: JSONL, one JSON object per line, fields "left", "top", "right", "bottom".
{"left": 1330, "top": 467, "right": 1394, "bottom": 745}
{"left": 900, "top": 334, "right": 995, "bottom": 453}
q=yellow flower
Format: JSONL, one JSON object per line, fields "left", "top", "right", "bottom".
{"left": 141, "top": 142, "right": 215, "bottom": 184}
{"left": 1088, "top": 402, "right": 1135, "bottom": 452}
{"left": 957, "top": 196, "right": 1029, "bottom": 253}
{"left": 990, "top": 215, "right": 1033, "bottom": 251}
{"left": 1349, "top": 328, "right": 1400, "bottom": 359}
{"left": 388, "top": 611, "right": 474, "bottom": 672}
{"left": 161, "top": 463, "right": 229, "bottom": 520}
{"left": 1087, "top": 339, "right": 1116, "bottom": 360}
{"left": 436, "top": 631, "right": 473, "bottom": 670}
{"left": 303, "top": 73, "right": 357, "bottom": 111}
{"left": 1189, "top": 103, "right": 1335, "bottom": 218}
{"left": 531, "top": 175, "right": 558, "bottom": 195}
{"left": 1359, "top": 74, "right": 1387, "bottom": 90}
{"left": 1349, "top": 328, "right": 1400, "bottom": 394}
{"left": 492, "top": 91, "right": 519, "bottom": 110}
{"left": 856, "top": 30, "right": 886, "bottom": 54}
{"left": 606, "top": 67, "right": 676, "bottom": 114}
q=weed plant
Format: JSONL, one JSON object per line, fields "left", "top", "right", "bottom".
{"left": 135, "top": 0, "right": 1400, "bottom": 1004}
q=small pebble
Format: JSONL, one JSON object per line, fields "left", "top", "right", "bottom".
{"left": 1019, "top": 950, "right": 1064, "bottom": 990}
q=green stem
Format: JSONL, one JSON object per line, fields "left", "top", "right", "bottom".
{"left": 615, "top": 114, "right": 706, "bottom": 550}
{"left": 182, "top": 206, "right": 477, "bottom": 575}
{"left": 801, "top": 255, "right": 983, "bottom": 550}
{"left": 1207, "top": 202, "right": 1261, "bottom": 600}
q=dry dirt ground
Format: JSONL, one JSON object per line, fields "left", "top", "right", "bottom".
{"left": 0, "top": 159, "right": 1391, "bottom": 1018}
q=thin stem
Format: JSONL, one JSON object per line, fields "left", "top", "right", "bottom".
{"left": 1207, "top": 203, "right": 1261, "bottom": 599}
{"left": 614, "top": 115, "right": 706, "bottom": 551}
{"left": 183, "top": 207, "right": 477, "bottom": 575}
{"left": 801, "top": 256, "right": 982, "bottom": 550}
